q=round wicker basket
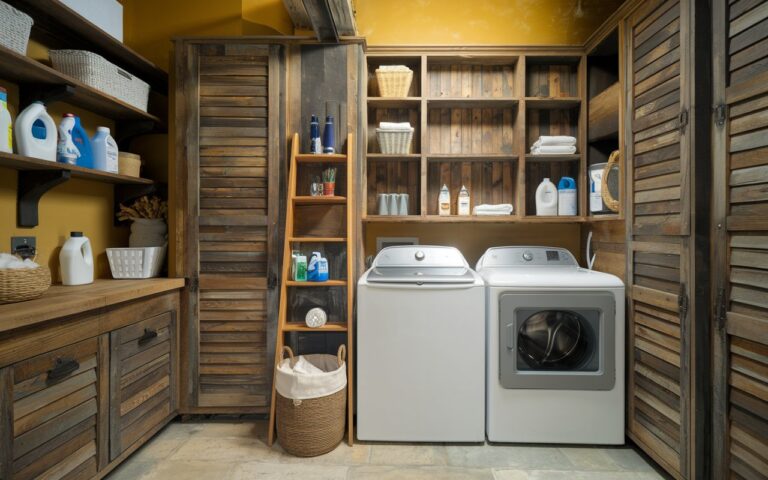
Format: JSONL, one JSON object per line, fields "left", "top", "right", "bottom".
{"left": 0, "top": 265, "right": 52, "bottom": 304}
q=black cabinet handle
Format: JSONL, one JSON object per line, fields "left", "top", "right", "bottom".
{"left": 138, "top": 328, "right": 158, "bottom": 346}
{"left": 47, "top": 358, "right": 79, "bottom": 384}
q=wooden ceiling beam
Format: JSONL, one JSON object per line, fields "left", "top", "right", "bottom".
{"left": 283, "top": 0, "right": 356, "bottom": 42}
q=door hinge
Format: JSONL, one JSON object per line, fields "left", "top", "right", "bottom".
{"left": 267, "top": 272, "right": 278, "bottom": 290}
{"left": 678, "top": 283, "right": 689, "bottom": 319}
{"left": 188, "top": 277, "right": 199, "bottom": 292}
{"left": 716, "top": 287, "right": 727, "bottom": 330}
{"left": 679, "top": 108, "right": 689, "bottom": 133}
{"left": 714, "top": 104, "right": 727, "bottom": 127}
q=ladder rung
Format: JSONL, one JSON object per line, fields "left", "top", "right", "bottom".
{"left": 288, "top": 236, "right": 346, "bottom": 242}
{"left": 293, "top": 196, "right": 347, "bottom": 205}
{"left": 286, "top": 280, "right": 347, "bottom": 287}
{"left": 295, "top": 153, "right": 347, "bottom": 164}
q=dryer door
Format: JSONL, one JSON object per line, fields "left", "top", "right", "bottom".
{"left": 499, "top": 292, "right": 616, "bottom": 390}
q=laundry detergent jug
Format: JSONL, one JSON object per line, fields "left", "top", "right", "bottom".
{"left": 59, "top": 232, "right": 94, "bottom": 286}
{"left": 557, "top": 176, "right": 577, "bottom": 216}
{"left": 307, "top": 251, "right": 329, "bottom": 282}
{"left": 57, "top": 114, "right": 80, "bottom": 165}
{"left": 72, "top": 116, "right": 93, "bottom": 168}
{"left": 15, "top": 102, "right": 57, "bottom": 161}
{"left": 0, "top": 87, "right": 12, "bottom": 154}
{"left": 535, "top": 178, "right": 558, "bottom": 216}
{"left": 92, "top": 126, "right": 118, "bottom": 173}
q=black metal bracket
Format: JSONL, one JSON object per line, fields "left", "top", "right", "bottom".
{"left": 19, "top": 84, "right": 75, "bottom": 111}
{"left": 17, "top": 170, "right": 71, "bottom": 228}
{"left": 114, "top": 182, "right": 166, "bottom": 226}
{"left": 115, "top": 119, "right": 158, "bottom": 150}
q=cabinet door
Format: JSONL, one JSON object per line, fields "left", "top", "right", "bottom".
{"left": 625, "top": 0, "right": 709, "bottom": 478}
{"left": 176, "top": 42, "right": 283, "bottom": 410}
{"left": 712, "top": 1, "right": 768, "bottom": 478}
{"left": 109, "top": 312, "right": 176, "bottom": 460}
{"left": 1, "top": 338, "right": 101, "bottom": 480}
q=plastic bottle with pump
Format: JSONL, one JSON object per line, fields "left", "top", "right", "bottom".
{"left": 59, "top": 232, "right": 94, "bottom": 286}
{"left": 557, "top": 176, "right": 577, "bottom": 216}
{"left": 15, "top": 102, "right": 57, "bottom": 161}
{"left": 535, "top": 178, "right": 558, "bottom": 216}
{"left": 57, "top": 114, "right": 80, "bottom": 165}
{"left": 92, "top": 126, "right": 119, "bottom": 173}
{"left": 0, "top": 87, "right": 12, "bottom": 154}
{"left": 438, "top": 184, "right": 451, "bottom": 216}
{"left": 457, "top": 185, "right": 471, "bottom": 215}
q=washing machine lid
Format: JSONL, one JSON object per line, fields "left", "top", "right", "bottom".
{"left": 367, "top": 245, "right": 476, "bottom": 284}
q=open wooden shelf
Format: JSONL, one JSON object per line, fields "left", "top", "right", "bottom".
{"left": 363, "top": 215, "right": 585, "bottom": 224}
{"left": 428, "top": 154, "right": 519, "bottom": 161}
{"left": 588, "top": 82, "right": 620, "bottom": 142}
{"left": 0, "top": 151, "right": 152, "bottom": 184}
{"left": 427, "top": 98, "right": 519, "bottom": 108}
{"left": 525, "top": 154, "right": 581, "bottom": 162}
{"left": 587, "top": 213, "right": 623, "bottom": 222}
{"left": 525, "top": 97, "right": 582, "bottom": 109}
{"left": 285, "top": 280, "right": 348, "bottom": 287}
{"left": 367, "top": 97, "right": 421, "bottom": 108}
{"left": 293, "top": 196, "right": 347, "bottom": 205}
{"left": 367, "top": 153, "right": 421, "bottom": 160}
{"left": 5, "top": 0, "right": 168, "bottom": 93}
{"left": 0, "top": 45, "right": 163, "bottom": 123}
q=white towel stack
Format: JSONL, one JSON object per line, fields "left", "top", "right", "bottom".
{"left": 472, "top": 204, "right": 514, "bottom": 216}
{"left": 530, "top": 135, "right": 577, "bottom": 155}
{"left": 378, "top": 121, "right": 413, "bottom": 131}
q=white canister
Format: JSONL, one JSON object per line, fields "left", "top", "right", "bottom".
{"left": 397, "top": 193, "right": 409, "bottom": 215}
{"left": 129, "top": 218, "right": 167, "bottom": 247}
{"left": 59, "top": 231, "right": 94, "bottom": 286}
{"left": 590, "top": 163, "right": 608, "bottom": 213}
{"left": 377, "top": 194, "right": 390, "bottom": 215}
{"left": 557, "top": 177, "right": 577, "bottom": 216}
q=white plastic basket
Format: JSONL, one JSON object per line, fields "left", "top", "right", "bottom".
{"left": 50, "top": 50, "right": 150, "bottom": 111}
{"left": 0, "top": 1, "right": 33, "bottom": 55}
{"left": 376, "top": 128, "right": 414, "bottom": 154}
{"left": 107, "top": 245, "right": 166, "bottom": 279}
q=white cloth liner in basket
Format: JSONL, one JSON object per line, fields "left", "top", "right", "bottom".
{"left": 0, "top": 1, "right": 33, "bottom": 55}
{"left": 107, "top": 245, "right": 166, "bottom": 279}
{"left": 276, "top": 346, "right": 347, "bottom": 401}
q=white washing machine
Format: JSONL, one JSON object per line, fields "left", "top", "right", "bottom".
{"left": 357, "top": 246, "right": 485, "bottom": 442}
{"left": 476, "top": 246, "right": 625, "bottom": 444}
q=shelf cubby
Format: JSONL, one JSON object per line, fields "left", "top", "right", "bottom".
{"left": 525, "top": 56, "right": 580, "bottom": 98}
{"left": 367, "top": 55, "right": 422, "bottom": 98}
{"left": 526, "top": 106, "right": 580, "bottom": 153}
{"left": 367, "top": 105, "right": 421, "bottom": 154}
{"left": 366, "top": 158, "right": 421, "bottom": 216}
{"left": 427, "top": 104, "right": 517, "bottom": 156}
{"left": 524, "top": 158, "right": 580, "bottom": 217}
{"left": 427, "top": 56, "right": 519, "bottom": 99}
{"left": 427, "top": 157, "right": 518, "bottom": 216}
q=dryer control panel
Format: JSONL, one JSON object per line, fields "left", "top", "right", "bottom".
{"left": 477, "top": 246, "right": 578, "bottom": 268}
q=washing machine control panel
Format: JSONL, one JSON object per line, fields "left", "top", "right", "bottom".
{"left": 478, "top": 247, "right": 578, "bottom": 267}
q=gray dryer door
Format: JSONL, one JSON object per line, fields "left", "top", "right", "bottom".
{"left": 499, "top": 292, "right": 616, "bottom": 390}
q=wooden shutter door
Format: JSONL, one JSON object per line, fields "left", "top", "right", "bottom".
{"left": 177, "top": 42, "right": 282, "bottom": 411}
{"left": 713, "top": 1, "right": 768, "bottom": 478}
{"left": 625, "top": 1, "right": 709, "bottom": 478}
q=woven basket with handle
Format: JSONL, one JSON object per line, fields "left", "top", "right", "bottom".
{"left": 375, "top": 69, "right": 413, "bottom": 97}
{"left": 0, "top": 265, "right": 51, "bottom": 304}
{"left": 276, "top": 345, "right": 347, "bottom": 457}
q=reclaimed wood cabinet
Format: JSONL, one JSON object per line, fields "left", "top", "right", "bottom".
{"left": 0, "top": 280, "right": 183, "bottom": 480}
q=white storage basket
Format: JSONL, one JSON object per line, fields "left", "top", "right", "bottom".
{"left": 50, "top": 50, "right": 150, "bottom": 111}
{"left": 107, "top": 245, "right": 166, "bottom": 279}
{"left": 0, "top": 1, "right": 33, "bottom": 55}
{"left": 376, "top": 128, "right": 414, "bottom": 155}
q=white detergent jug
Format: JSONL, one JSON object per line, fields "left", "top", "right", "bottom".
{"left": 15, "top": 102, "right": 57, "bottom": 161}
{"left": 60, "top": 232, "right": 94, "bottom": 286}
{"left": 535, "top": 178, "right": 558, "bottom": 216}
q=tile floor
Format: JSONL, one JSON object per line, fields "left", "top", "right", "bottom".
{"left": 106, "top": 420, "right": 667, "bottom": 480}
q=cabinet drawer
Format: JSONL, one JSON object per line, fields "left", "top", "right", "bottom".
{"left": 109, "top": 311, "right": 176, "bottom": 460}
{"left": 10, "top": 338, "right": 100, "bottom": 480}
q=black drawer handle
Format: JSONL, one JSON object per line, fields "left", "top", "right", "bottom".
{"left": 138, "top": 328, "right": 158, "bottom": 346}
{"left": 47, "top": 358, "right": 80, "bottom": 384}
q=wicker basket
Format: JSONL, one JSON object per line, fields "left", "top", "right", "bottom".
{"left": 118, "top": 152, "right": 141, "bottom": 178}
{"left": 0, "top": 1, "right": 33, "bottom": 55}
{"left": 107, "top": 245, "right": 166, "bottom": 279}
{"left": 0, "top": 265, "right": 51, "bottom": 304}
{"left": 276, "top": 346, "right": 347, "bottom": 457}
{"left": 50, "top": 50, "right": 150, "bottom": 112}
{"left": 375, "top": 68, "right": 413, "bottom": 97}
{"left": 376, "top": 128, "right": 414, "bottom": 155}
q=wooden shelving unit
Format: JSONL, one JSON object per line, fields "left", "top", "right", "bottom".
{"left": 364, "top": 49, "right": 587, "bottom": 223}
{"left": 268, "top": 133, "right": 355, "bottom": 447}
{"left": 0, "top": 151, "right": 152, "bottom": 184}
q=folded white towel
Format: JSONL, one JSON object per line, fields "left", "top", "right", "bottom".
{"left": 377, "top": 65, "right": 412, "bottom": 72}
{"left": 533, "top": 135, "right": 577, "bottom": 147}
{"left": 531, "top": 145, "right": 577, "bottom": 155}
{"left": 473, "top": 204, "right": 514, "bottom": 215}
{"left": 379, "top": 121, "right": 413, "bottom": 130}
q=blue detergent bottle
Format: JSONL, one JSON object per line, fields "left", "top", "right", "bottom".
{"left": 71, "top": 116, "right": 93, "bottom": 168}
{"left": 557, "top": 176, "right": 577, "bottom": 216}
{"left": 307, "top": 251, "right": 329, "bottom": 282}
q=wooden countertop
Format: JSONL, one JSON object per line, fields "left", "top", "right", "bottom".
{"left": 0, "top": 278, "right": 185, "bottom": 333}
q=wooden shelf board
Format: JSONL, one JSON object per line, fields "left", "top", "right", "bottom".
{"left": 525, "top": 97, "right": 581, "bottom": 109}
{"left": 0, "top": 45, "right": 163, "bottom": 123}
{"left": 525, "top": 154, "right": 581, "bottom": 162}
{"left": 367, "top": 97, "right": 421, "bottom": 108}
{"left": 5, "top": 0, "right": 168, "bottom": 93}
{"left": 0, "top": 152, "right": 153, "bottom": 184}
{"left": 295, "top": 153, "right": 347, "bottom": 164}
{"left": 522, "top": 216, "right": 586, "bottom": 223}
{"left": 586, "top": 214, "right": 623, "bottom": 222}
{"left": 288, "top": 236, "right": 347, "bottom": 243}
{"left": 293, "top": 196, "right": 347, "bottom": 205}
{"left": 427, "top": 97, "right": 519, "bottom": 108}
{"left": 367, "top": 154, "right": 421, "bottom": 161}
{"left": 428, "top": 154, "right": 518, "bottom": 161}
{"left": 364, "top": 215, "right": 586, "bottom": 223}
{"left": 363, "top": 215, "right": 424, "bottom": 223}
{"left": 282, "top": 323, "right": 348, "bottom": 332}
{"left": 285, "top": 280, "right": 347, "bottom": 287}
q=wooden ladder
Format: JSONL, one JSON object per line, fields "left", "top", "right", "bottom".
{"left": 267, "top": 132, "right": 355, "bottom": 446}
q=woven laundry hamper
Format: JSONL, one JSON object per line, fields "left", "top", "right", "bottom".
{"left": 376, "top": 127, "right": 414, "bottom": 154}
{"left": 275, "top": 345, "right": 347, "bottom": 457}
{"left": 375, "top": 68, "right": 413, "bottom": 97}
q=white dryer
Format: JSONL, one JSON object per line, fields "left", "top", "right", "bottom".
{"left": 476, "top": 246, "right": 625, "bottom": 444}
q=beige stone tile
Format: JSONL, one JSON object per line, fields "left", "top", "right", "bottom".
{"left": 137, "top": 460, "right": 236, "bottom": 480}
{"left": 369, "top": 444, "right": 449, "bottom": 466}
{"left": 603, "top": 447, "right": 659, "bottom": 472}
{"left": 168, "top": 435, "right": 282, "bottom": 463}
{"left": 129, "top": 430, "right": 190, "bottom": 462}
{"left": 558, "top": 447, "right": 620, "bottom": 471}
{"left": 446, "top": 444, "right": 573, "bottom": 469}
{"left": 521, "top": 470, "right": 664, "bottom": 480}
{"left": 492, "top": 470, "right": 531, "bottom": 480}
{"left": 350, "top": 465, "right": 494, "bottom": 480}
{"left": 275, "top": 441, "right": 372, "bottom": 465}
{"left": 105, "top": 460, "right": 157, "bottom": 480}
{"left": 231, "top": 462, "right": 349, "bottom": 480}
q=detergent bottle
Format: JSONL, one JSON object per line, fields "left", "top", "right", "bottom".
{"left": 15, "top": 102, "right": 57, "bottom": 161}
{"left": 557, "top": 176, "right": 577, "bottom": 216}
{"left": 307, "top": 251, "right": 329, "bottom": 282}
{"left": 535, "top": 178, "right": 558, "bottom": 216}
{"left": 57, "top": 114, "right": 80, "bottom": 165}
{"left": 72, "top": 116, "right": 93, "bottom": 168}
{"left": 92, "top": 126, "right": 119, "bottom": 173}
{"left": 59, "top": 232, "right": 94, "bottom": 286}
{"left": 0, "top": 87, "right": 12, "bottom": 154}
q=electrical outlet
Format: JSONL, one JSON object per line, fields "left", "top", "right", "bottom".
{"left": 11, "top": 236, "right": 36, "bottom": 256}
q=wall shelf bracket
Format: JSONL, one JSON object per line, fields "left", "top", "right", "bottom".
{"left": 116, "top": 120, "right": 157, "bottom": 150}
{"left": 17, "top": 169, "right": 71, "bottom": 227}
{"left": 19, "top": 84, "right": 75, "bottom": 110}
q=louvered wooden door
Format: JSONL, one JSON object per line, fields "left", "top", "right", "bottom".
{"left": 712, "top": 1, "right": 768, "bottom": 478}
{"left": 625, "top": 0, "right": 708, "bottom": 478}
{"left": 177, "top": 42, "right": 282, "bottom": 411}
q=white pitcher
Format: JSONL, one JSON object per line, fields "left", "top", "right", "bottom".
{"left": 60, "top": 232, "right": 94, "bottom": 286}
